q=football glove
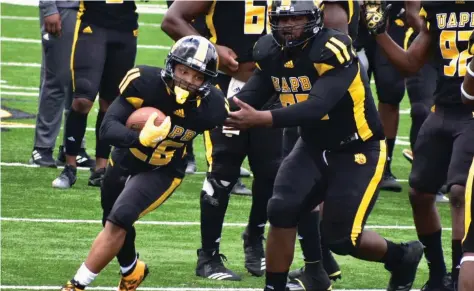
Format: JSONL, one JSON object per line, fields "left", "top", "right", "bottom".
{"left": 139, "top": 113, "right": 172, "bottom": 148}
{"left": 363, "top": 1, "right": 391, "bottom": 35}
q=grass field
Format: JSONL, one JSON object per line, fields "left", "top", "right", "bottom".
{"left": 0, "top": 2, "right": 454, "bottom": 290}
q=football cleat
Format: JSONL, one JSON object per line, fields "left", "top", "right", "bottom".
{"left": 379, "top": 171, "right": 402, "bottom": 193}
{"left": 231, "top": 179, "right": 252, "bottom": 196}
{"left": 242, "top": 230, "right": 265, "bottom": 277}
{"left": 386, "top": 241, "right": 424, "bottom": 291}
{"left": 196, "top": 249, "right": 241, "bottom": 281}
{"left": 52, "top": 164, "right": 77, "bottom": 189}
{"left": 88, "top": 168, "right": 105, "bottom": 187}
{"left": 57, "top": 146, "right": 96, "bottom": 168}
{"left": 118, "top": 259, "right": 149, "bottom": 291}
{"left": 59, "top": 280, "right": 84, "bottom": 291}
{"left": 323, "top": 251, "right": 342, "bottom": 281}
{"left": 286, "top": 262, "right": 332, "bottom": 291}
{"left": 29, "top": 147, "right": 57, "bottom": 168}
{"left": 420, "top": 272, "right": 454, "bottom": 291}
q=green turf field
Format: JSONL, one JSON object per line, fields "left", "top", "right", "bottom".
{"left": 0, "top": 2, "right": 453, "bottom": 290}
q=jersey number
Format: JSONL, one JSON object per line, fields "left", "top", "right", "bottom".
{"left": 440, "top": 30, "right": 472, "bottom": 77}
{"left": 149, "top": 140, "right": 185, "bottom": 166}
{"left": 279, "top": 93, "right": 329, "bottom": 120}
{"left": 244, "top": 1, "right": 269, "bottom": 35}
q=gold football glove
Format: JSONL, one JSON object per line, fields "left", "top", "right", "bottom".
{"left": 363, "top": 1, "right": 391, "bottom": 35}
{"left": 139, "top": 113, "right": 172, "bottom": 148}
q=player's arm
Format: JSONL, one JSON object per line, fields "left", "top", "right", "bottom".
{"left": 228, "top": 67, "right": 275, "bottom": 110}
{"left": 364, "top": 1, "right": 430, "bottom": 75}
{"left": 462, "top": 32, "right": 474, "bottom": 105}
{"left": 404, "top": 0, "right": 423, "bottom": 33}
{"left": 322, "top": 1, "right": 350, "bottom": 34}
{"left": 99, "top": 96, "right": 141, "bottom": 148}
{"left": 195, "top": 87, "right": 230, "bottom": 131}
{"left": 161, "top": 0, "right": 211, "bottom": 41}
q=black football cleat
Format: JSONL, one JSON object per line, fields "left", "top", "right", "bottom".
{"left": 379, "top": 171, "right": 402, "bottom": 193}
{"left": 386, "top": 241, "right": 424, "bottom": 291}
{"left": 286, "top": 262, "right": 332, "bottom": 291}
{"left": 323, "top": 251, "right": 342, "bottom": 281}
{"left": 29, "top": 147, "right": 57, "bottom": 168}
{"left": 243, "top": 230, "right": 266, "bottom": 277}
{"left": 52, "top": 164, "right": 77, "bottom": 189}
{"left": 420, "top": 273, "right": 454, "bottom": 291}
{"left": 196, "top": 249, "right": 241, "bottom": 281}
{"left": 88, "top": 168, "right": 105, "bottom": 187}
{"left": 57, "top": 146, "right": 96, "bottom": 168}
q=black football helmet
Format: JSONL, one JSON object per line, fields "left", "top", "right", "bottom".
{"left": 162, "top": 35, "right": 218, "bottom": 104}
{"left": 268, "top": 0, "right": 323, "bottom": 48}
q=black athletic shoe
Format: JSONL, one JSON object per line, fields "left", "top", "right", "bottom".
{"left": 243, "top": 230, "right": 265, "bottom": 277}
{"left": 286, "top": 262, "right": 332, "bottom": 291}
{"left": 57, "top": 146, "right": 96, "bottom": 168}
{"left": 88, "top": 168, "right": 105, "bottom": 187}
{"left": 196, "top": 249, "right": 241, "bottom": 281}
{"left": 420, "top": 273, "right": 454, "bottom": 291}
{"left": 29, "top": 147, "right": 57, "bottom": 168}
{"left": 386, "top": 241, "right": 424, "bottom": 291}
{"left": 288, "top": 253, "right": 341, "bottom": 282}
{"left": 52, "top": 164, "right": 77, "bottom": 189}
{"left": 379, "top": 171, "right": 403, "bottom": 193}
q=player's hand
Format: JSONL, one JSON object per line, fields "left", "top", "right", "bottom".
{"left": 216, "top": 45, "right": 239, "bottom": 74}
{"left": 44, "top": 13, "right": 62, "bottom": 37}
{"left": 224, "top": 98, "right": 272, "bottom": 129}
{"left": 139, "top": 113, "right": 172, "bottom": 148}
{"left": 363, "top": 1, "right": 391, "bottom": 35}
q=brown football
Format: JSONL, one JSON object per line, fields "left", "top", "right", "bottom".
{"left": 126, "top": 107, "right": 167, "bottom": 131}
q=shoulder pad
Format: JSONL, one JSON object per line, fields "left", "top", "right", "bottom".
{"left": 253, "top": 34, "right": 279, "bottom": 71}
{"left": 310, "top": 29, "right": 355, "bottom": 73}
{"left": 119, "top": 65, "right": 162, "bottom": 109}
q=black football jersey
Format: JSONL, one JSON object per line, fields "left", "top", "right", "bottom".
{"left": 421, "top": 1, "right": 474, "bottom": 107}
{"left": 242, "top": 30, "right": 384, "bottom": 149}
{"left": 112, "top": 65, "right": 228, "bottom": 174}
{"left": 202, "top": 0, "right": 269, "bottom": 63}
{"left": 78, "top": 0, "right": 138, "bottom": 32}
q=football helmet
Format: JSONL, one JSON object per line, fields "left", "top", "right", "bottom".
{"left": 269, "top": 0, "right": 323, "bottom": 48}
{"left": 162, "top": 35, "right": 218, "bottom": 104}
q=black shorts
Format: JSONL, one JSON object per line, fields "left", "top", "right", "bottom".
{"left": 204, "top": 74, "right": 282, "bottom": 180}
{"left": 368, "top": 22, "right": 407, "bottom": 105}
{"left": 409, "top": 107, "right": 474, "bottom": 194}
{"left": 464, "top": 157, "right": 474, "bottom": 253}
{"left": 71, "top": 20, "right": 137, "bottom": 102}
{"left": 101, "top": 153, "right": 183, "bottom": 229}
{"left": 273, "top": 138, "right": 386, "bottom": 244}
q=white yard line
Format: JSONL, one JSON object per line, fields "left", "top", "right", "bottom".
{"left": 1, "top": 84, "right": 39, "bottom": 91}
{"left": 0, "top": 217, "right": 431, "bottom": 230}
{"left": 0, "top": 287, "right": 404, "bottom": 291}
{"left": 0, "top": 37, "right": 171, "bottom": 50}
{"left": 1, "top": 62, "right": 41, "bottom": 67}
{"left": 0, "top": 15, "right": 162, "bottom": 27}
{"left": 0, "top": 91, "right": 38, "bottom": 96}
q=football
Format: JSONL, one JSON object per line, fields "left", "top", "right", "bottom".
{"left": 126, "top": 107, "right": 167, "bottom": 131}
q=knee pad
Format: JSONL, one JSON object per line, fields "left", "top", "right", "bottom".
{"left": 267, "top": 196, "right": 300, "bottom": 228}
{"left": 107, "top": 204, "right": 140, "bottom": 230}
{"left": 201, "top": 175, "right": 236, "bottom": 207}
{"left": 410, "top": 102, "right": 430, "bottom": 123}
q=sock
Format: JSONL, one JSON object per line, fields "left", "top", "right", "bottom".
{"left": 65, "top": 109, "right": 88, "bottom": 157}
{"left": 200, "top": 176, "right": 235, "bottom": 250}
{"left": 452, "top": 239, "right": 462, "bottom": 283}
{"left": 117, "top": 227, "right": 137, "bottom": 271}
{"left": 380, "top": 240, "right": 405, "bottom": 269}
{"left": 418, "top": 230, "right": 447, "bottom": 285}
{"left": 265, "top": 271, "right": 288, "bottom": 291}
{"left": 95, "top": 110, "right": 111, "bottom": 159}
{"left": 298, "top": 210, "right": 322, "bottom": 263}
{"left": 120, "top": 255, "right": 138, "bottom": 276}
{"left": 73, "top": 263, "right": 98, "bottom": 287}
{"left": 409, "top": 103, "right": 429, "bottom": 149}
{"left": 320, "top": 224, "right": 333, "bottom": 265}
{"left": 386, "top": 138, "right": 395, "bottom": 172}
{"left": 247, "top": 177, "right": 274, "bottom": 238}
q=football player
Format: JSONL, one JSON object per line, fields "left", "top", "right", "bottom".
{"left": 225, "top": 1, "right": 424, "bottom": 291}
{"left": 285, "top": 0, "right": 360, "bottom": 288}
{"left": 59, "top": 36, "right": 228, "bottom": 291}
{"left": 162, "top": 0, "right": 282, "bottom": 280}
{"left": 52, "top": 0, "right": 138, "bottom": 189}
{"left": 459, "top": 31, "right": 474, "bottom": 291}
{"left": 364, "top": 1, "right": 474, "bottom": 289}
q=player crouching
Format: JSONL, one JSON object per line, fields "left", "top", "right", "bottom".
{"left": 59, "top": 35, "right": 229, "bottom": 291}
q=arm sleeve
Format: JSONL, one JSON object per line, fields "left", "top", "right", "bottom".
{"left": 39, "top": 1, "right": 59, "bottom": 17}
{"left": 99, "top": 96, "right": 142, "bottom": 148}
{"left": 228, "top": 68, "right": 275, "bottom": 110}
{"left": 195, "top": 88, "right": 229, "bottom": 131}
{"left": 271, "top": 61, "right": 358, "bottom": 128}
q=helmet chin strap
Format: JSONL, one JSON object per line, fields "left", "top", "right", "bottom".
{"left": 174, "top": 86, "right": 190, "bottom": 104}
